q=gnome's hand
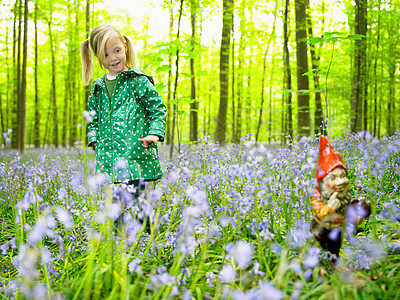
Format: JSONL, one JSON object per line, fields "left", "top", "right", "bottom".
{"left": 327, "top": 192, "right": 341, "bottom": 210}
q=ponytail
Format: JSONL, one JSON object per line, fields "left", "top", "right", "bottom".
{"left": 80, "top": 39, "right": 94, "bottom": 86}
{"left": 81, "top": 25, "right": 137, "bottom": 85}
{"left": 124, "top": 35, "right": 136, "bottom": 68}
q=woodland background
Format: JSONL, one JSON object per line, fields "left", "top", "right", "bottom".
{"left": 0, "top": 0, "right": 399, "bottom": 153}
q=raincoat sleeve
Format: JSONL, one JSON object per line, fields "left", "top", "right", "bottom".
{"left": 87, "top": 84, "right": 99, "bottom": 144}
{"left": 137, "top": 76, "right": 167, "bottom": 142}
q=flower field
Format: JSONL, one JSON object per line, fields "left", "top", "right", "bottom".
{"left": 1, "top": 131, "right": 399, "bottom": 299}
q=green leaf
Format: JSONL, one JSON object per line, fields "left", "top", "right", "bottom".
{"left": 308, "top": 37, "right": 324, "bottom": 45}
{"left": 282, "top": 89, "right": 296, "bottom": 94}
{"left": 196, "top": 70, "right": 208, "bottom": 76}
{"left": 175, "top": 110, "right": 186, "bottom": 115}
{"left": 182, "top": 72, "right": 192, "bottom": 78}
{"left": 155, "top": 82, "right": 166, "bottom": 91}
{"left": 155, "top": 65, "right": 171, "bottom": 73}
{"left": 302, "top": 70, "right": 315, "bottom": 77}
{"left": 346, "top": 34, "right": 364, "bottom": 40}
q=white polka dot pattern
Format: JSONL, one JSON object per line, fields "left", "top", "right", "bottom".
{"left": 87, "top": 68, "right": 167, "bottom": 182}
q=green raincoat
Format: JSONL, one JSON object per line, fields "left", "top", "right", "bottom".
{"left": 87, "top": 68, "right": 167, "bottom": 182}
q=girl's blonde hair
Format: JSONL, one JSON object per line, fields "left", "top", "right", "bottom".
{"left": 80, "top": 25, "right": 136, "bottom": 86}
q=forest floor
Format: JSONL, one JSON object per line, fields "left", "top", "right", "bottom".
{"left": 0, "top": 132, "right": 399, "bottom": 299}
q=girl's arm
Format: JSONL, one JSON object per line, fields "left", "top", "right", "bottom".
{"left": 87, "top": 85, "right": 99, "bottom": 145}
{"left": 137, "top": 76, "right": 167, "bottom": 142}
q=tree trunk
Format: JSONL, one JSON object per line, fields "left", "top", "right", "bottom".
{"left": 12, "top": 0, "right": 22, "bottom": 149}
{"left": 268, "top": 51, "right": 276, "bottom": 143}
{"left": 295, "top": 0, "right": 310, "bottom": 137}
{"left": 236, "top": 10, "right": 245, "bottom": 143}
{"left": 215, "top": 0, "right": 233, "bottom": 144}
{"left": 0, "top": 95, "right": 5, "bottom": 148}
{"left": 190, "top": 0, "right": 198, "bottom": 142}
{"left": 48, "top": 11, "right": 58, "bottom": 147}
{"left": 306, "top": 0, "right": 324, "bottom": 135}
{"left": 350, "top": 0, "right": 367, "bottom": 132}
{"left": 245, "top": 47, "right": 252, "bottom": 137}
{"left": 169, "top": 0, "right": 184, "bottom": 159}
{"left": 231, "top": 15, "right": 236, "bottom": 143}
{"left": 256, "top": 1, "right": 277, "bottom": 143}
{"left": 166, "top": 0, "right": 173, "bottom": 145}
{"left": 84, "top": 0, "right": 90, "bottom": 146}
{"left": 18, "top": 0, "right": 28, "bottom": 153}
{"left": 6, "top": 27, "right": 10, "bottom": 131}
{"left": 34, "top": 0, "right": 40, "bottom": 148}
{"left": 373, "top": 0, "right": 381, "bottom": 137}
{"left": 283, "top": 0, "right": 293, "bottom": 141}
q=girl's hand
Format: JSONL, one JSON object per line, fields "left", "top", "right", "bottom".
{"left": 139, "top": 135, "right": 159, "bottom": 148}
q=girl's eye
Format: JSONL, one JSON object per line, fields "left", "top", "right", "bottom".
{"left": 105, "top": 54, "right": 108, "bottom": 57}
{"left": 116, "top": 49, "right": 120, "bottom": 53}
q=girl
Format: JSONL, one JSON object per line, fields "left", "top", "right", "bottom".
{"left": 80, "top": 24, "right": 167, "bottom": 196}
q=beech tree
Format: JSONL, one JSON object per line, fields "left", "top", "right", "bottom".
{"left": 215, "top": 0, "right": 233, "bottom": 144}
{"left": 295, "top": 0, "right": 310, "bottom": 137}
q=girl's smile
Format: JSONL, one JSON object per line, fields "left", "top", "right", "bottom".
{"left": 104, "top": 35, "right": 128, "bottom": 76}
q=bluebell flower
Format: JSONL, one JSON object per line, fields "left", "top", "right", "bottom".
{"left": 287, "top": 219, "right": 313, "bottom": 248}
{"left": 219, "top": 264, "right": 236, "bottom": 283}
{"left": 232, "top": 289, "right": 260, "bottom": 300}
{"left": 83, "top": 110, "right": 93, "bottom": 123}
{"left": 257, "top": 280, "right": 283, "bottom": 300}
{"left": 28, "top": 217, "right": 48, "bottom": 245}
{"left": 232, "top": 240, "right": 253, "bottom": 270}
{"left": 289, "top": 258, "right": 302, "bottom": 276}
{"left": 58, "top": 188, "right": 68, "bottom": 200}
{"left": 303, "top": 269, "right": 313, "bottom": 281}
{"left": 291, "top": 280, "right": 304, "bottom": 300}
{"left": 128, "top": 258, "right": 142, "bottom": 274}
{"left": 303, "top": 246, "right": 320, "bottom": 269}
{"left": 39, "top": 152, "right": 46, "bottom": 163}
{"left": 206, "top": 271, "right": 216, "bottom": 287}
{"left": 150, "top": 271, "right": 175, "bottom": 289}
{"left": 328, "top": 227, "right": 341, "bottom": 241}
{"left": 252, "top": 261, "right": 265, "bottom": 277}
{"left": 1, "top": 242, "right": 9, "bottom": 255}
{"left": 54, "top": 207, "right": 74, "bottom": 229}
{"left": 41, "top": 246, "right": 51, "bottom": 264}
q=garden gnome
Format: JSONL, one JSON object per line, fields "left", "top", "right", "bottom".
{"left": 311, "top": 135, "right": 371, "bottom": 264}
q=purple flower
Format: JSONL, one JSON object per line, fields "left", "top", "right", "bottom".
{"left": 28, "top": 217, "right": 48, "bottom": 245}
{"left": 287, "top": 219, "right": 313, "bottom": 248}
{"left": 1, "top": 242, "right": 9, "bottom": 255}
{"left": 328, "top": 227, "right": 341, "bottom": 241}
{"left": 41, "top": 247, "right": 51, "bottom": 264}
{"left": 303, "top": 246, "right": 320, "bottom": 269}
{"left": 54, "top": 208, "right": 74, "bottom": 229}
{"left": 150, "top": 272, "right": 175, "bottom": 289}
{"left": 232, "top": 240, "right": 253, "bottom": 269}
{"left": 257, "top": 280, "right": 283, "bottom": 300}
{"left": 219, "top": 264, "right": 236, "bottom": 283}
{"left": 206, "top": 272, "right": 216, "bottom": 287}
{"left": 83, "top": 110, "right": 94, "bottom": 123}
{"left": 39, "top": 152, "right": 46, "bottom": 163}
{"left": 128, "top": 258, "right": 142, "bottom": 274}
{"left": 58, "top": 188, "right": 68, "bottom": 200}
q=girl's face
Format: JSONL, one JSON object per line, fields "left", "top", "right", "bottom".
{"left": 103, "top": 35, "right": 128, "bottom": 76}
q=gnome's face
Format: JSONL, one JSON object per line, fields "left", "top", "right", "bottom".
{"left": 320, "top": 167, "right": 349, "bottom": 199}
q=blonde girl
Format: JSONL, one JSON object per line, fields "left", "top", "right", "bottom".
{"left": 80, "top": 24, "right": 167, "bottom": 188}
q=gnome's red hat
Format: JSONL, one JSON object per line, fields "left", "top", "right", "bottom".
{"left": 316, "top": 135, "right": 347, "bottom": 182}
